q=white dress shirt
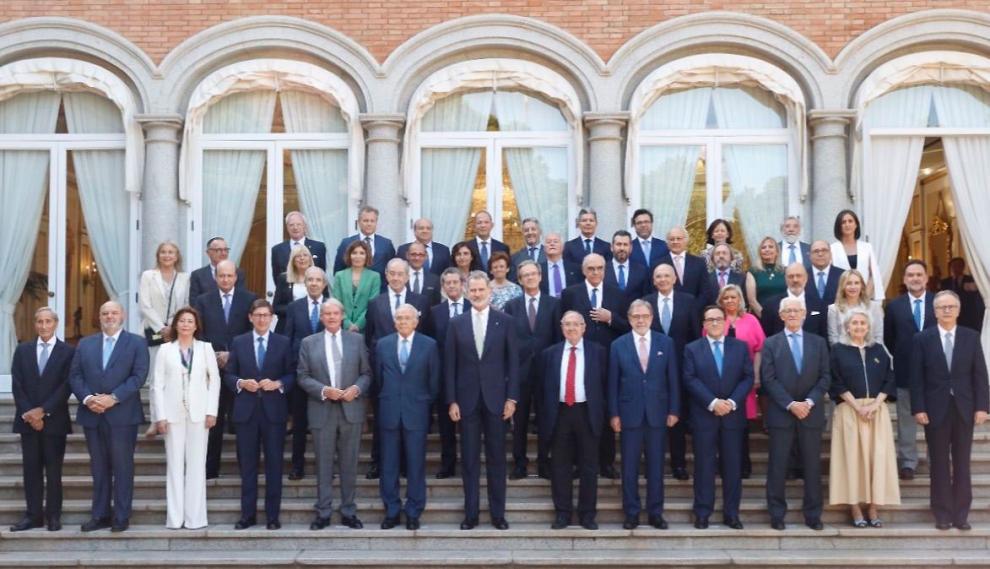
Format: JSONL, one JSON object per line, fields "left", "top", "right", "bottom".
{"left": 36, "top": 337, "right": 56, "bottom": 366}
{"left": 323, "top": 330, "right": 343, "bottom": 391}
{"left": 397, "top": 332, "right": 415, "bottom": 362}
{"left": 584, "top": 280, "right": 602, "bottom": 310}
{"left": 448, "top": 298, "right": 464, "bottom": 318}
{"left": 360, "top": 233, "right": 377, "bottom": 257}
{"left": 705, "top": 335, "right": 737, "bottom": 412}
{"left": 388, "top": 288, "right": 408, "bottom": 318}
{"left": 546, "top": 259, "right": 567, "bottom": 296}
{"left": 559, "top": 340, "right": 587, "bottom": 403}
{"left": 656, "top": 291, "right": 675, "bottom": 319}
{"left": 783, "top": 328, "right": 814, "bottom": 409}
{"left": 910, "top": 291, "right": 927, "bottom": 329}
{"left": 781, "top": 240, "right": 805, "bottom": 266}
{"left": 611, "top": 259, "right": 629, "bottom": 283}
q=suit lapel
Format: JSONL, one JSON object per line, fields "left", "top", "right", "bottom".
{"left": 104, "top": 333, "right": 126, "bottom": 373}
{"left": 482, "top": 312, "right": 499, "bottom": 359}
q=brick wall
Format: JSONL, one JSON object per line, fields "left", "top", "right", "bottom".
{"left": 4, "top": 0, "right": 989, "bottom": 64}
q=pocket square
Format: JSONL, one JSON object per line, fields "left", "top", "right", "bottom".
{"left": 811, "top": 311, "right": 821, "bottom": 316}
{"left": 874, "top": 357, "right": 880, "bottom": 364}
{"left": 656, "top": 351, "right": 663, "bottom": 357}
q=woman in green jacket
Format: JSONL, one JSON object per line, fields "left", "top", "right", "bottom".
{"left": 332, "top": 240, "right": 380, "bottom": 332}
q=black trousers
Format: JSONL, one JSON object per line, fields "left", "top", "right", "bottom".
{"left": 550, "top": 403, "right": 599, "bottom": 520}
{"left": 512, "top": 369, "right": 547, "bottom": 471}
{"left": 926, "top": 401, "right": 975, "bottom": 525}
{"left": 289, "top": 387, "right": 309, "bottom": 473}
{"left": 206, "top": 388, "right": 233, "bottom": 477}
{"left": 20, "top": 432, "right": 67, "bottom": 520}
{"left": 433, "top": 399, "right": 457, "bottom": 473}
{"left": 766, "top": 423, "right": 823, "bottom": 522}
{"left": 460, "top": 406, "right": 507, "bottom": 521}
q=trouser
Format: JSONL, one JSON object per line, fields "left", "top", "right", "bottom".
{"left": 313, "top": 404, "right": 363, "bottom": 519}
{"left": 896, "top": 387, "right": 919, "bottom": 469}
{"left": 460, "top": 406, "right": 507, "bottom": 521}
{"left": 164, "top": 414, "right": 209, "bottom": 528}
{"left": 550, "top": 403, "right": 598, "bottom": 521}
{"left": 620, "top": 424, "right": 666, "bottom": 517}
{"left": 380, "top": 420, "right": 428, "bottom": 520}
{"left": 767, "top": 424, "right": 823, "bottom": 522}
{"left": 925, "top": 401, "right": 974, "bottom": 525}
{"left": 84, "top": 421, "right": 138, "bottom": 525}
{"left": 20, "top": 431, "right": 66, "bottom": 521}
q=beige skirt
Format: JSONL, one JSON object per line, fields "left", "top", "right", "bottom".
{"left": 828, "top": 398, "right": 901, "bottom": 506}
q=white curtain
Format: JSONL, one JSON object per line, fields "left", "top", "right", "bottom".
{"left": 494, "top": 91, "right": 567, "bottom": 131}
{"left": 420, "top": 92, "right": 493, "bottom": 246}
{"left": 504, "top": 147, "right": 568, "bottom": 237}
{"left": 0, "top": 92, "right": 59, "bottom": 374}
{"left": 201, "top": 91, "right": 276, "bottom": 265}
{"left": 63, "top": 92, "right": 130, "bottom": 306}
{"left": 281, "top": 90, "right": 349, "bottom": 250}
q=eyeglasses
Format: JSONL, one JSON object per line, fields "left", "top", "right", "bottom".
{"left": 781, "top": 308, "right": 805, "bottom": 314}
{"left": 208, "top": 247, "right": 230, "bottom": 253}
{"left": 703, "top": 317, "right": 725, "bottom": 323}
{"left": 934, "top": 305, "right": 960, "bottom": 312}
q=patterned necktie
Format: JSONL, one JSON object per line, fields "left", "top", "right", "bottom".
{"left": 222, "top": 293, "right": 231, "bottom": 323}
{"left": 661, "top": 297, "right": 672, "bottom": 333}
{"left": 451, "top": 301, "right": 461, "bottom": 318}
{"left": 789, "top": 333, "right": 803, "bottom": 373}
{"left": 565, "top": 346, "right": 577, "bottom": 406}
{"left": 480, "top": 241, "right": 490, "bottom": 269}
{"left": 256, "top": 336, "right": 266, "bottom": 369}
{"left": 944, "top": 332, "right": 954, "bottom": 371}
{"left": 638, "top": 336, "right": 649, "bottom": 372}
{"left": 529, "top": 247, "right": 538, "bottom": 261}
{"left": 400, "top": 338, "right": 410, "bottom": 372}
{"left": 528, "top": 297, "right": 538, "bottom": 332}
{"left": 38, "top": 342, "right": 50, "bottom": 374}
{"left": 424, "top": 247, "right": 431, "bottom": 273}
{"left": 364, "top": 236, "right": 373, "bottom": 259}
{"left": 674, "top": 255, "right": 684, "bottom": 283}
{"left": 394, "top": 293, "right": 402, "bottom": 312}
{"left": 817, "top": 271, "right": 826, "bottom": 299}
{"left": 552, "top": 264, "right": 563, "bottom": 297}
{"left": 788, "top": 244, "right": 797, "bottom": 266}
{"left": 310, "top": 300, "right": 320, "bottom": 333}
{"left": 413, "top": 271, "right": 421, "bottom": 295}
{"left": 590, "top": 287, "right": 598, "bottom": 310}
{"left": 713, "top": 340, "right": 724, "bottom": 376}
{"left": 719, "top": 271, "right": 727, "bottom": 289}
{"left": 584, "top": 239, "right": 592, "bottom": 255}
{"left": 102, "top": 336, "right": 115, "bottom": 370}
{"left": 913, "top": 299, "right": 922, "bottom": 331}
{"left": 618, "top": 264, "right": 626, "bottom": 290}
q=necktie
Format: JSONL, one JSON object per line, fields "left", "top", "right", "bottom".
{"left": 642, "top": 240, "right": 651, "bottom": 261}
{"left": 788, "top": 244, "right": 797, "bottom": 265}
{"left": 565, "top": 346, "right": 577, "bottom": 406}
{"left": 529, "top": 247, "right": 538, "bottom": 261}
{"left": 713, "top": 340, "right": 723, "bottom": 376}
{"left": 400, "top": 338, "right": 410, "bottom": 372}
{"left": 102, "top": 336, "right": 115, "bottom": 370}
{"left": 590, "top": 287, "right": 598, "bottom": 309}
{"left": 638, "top": 336, "right": 649, "bottom": 372}
{"left": 528, "top": 297, "right": 538, "bottom": 332}
{"left": 817, "top": 271, "right": 826, "bottom": 299}
{"left": 584, "top": 239, "right": 592, "bottom": 255}
{"left": 256, "top": 336, "right": 266, "bottom": 369}
{"left": 222, "top": 293, "right": 231, "bottom": 323}
{"left": 480, "top": 241, "right": 490, "bottom": 269}
{"left": 719, "top": 271, "right": 727, "bottom": 289}
{"left": 944, "top": 332, "right": 954, "bottom": 371}
{"left": 424, "top": 247, "right": 431, "bottom": 273}
{"left": 552, "top": 264, "right": 563, "bottom": 297}
{"left": 413, "top": 271, "right": 421, "bottom": 295}
{"left": 394, "top": 293, "right": 402, "bottom": 312}
{"left": 674, "top": 255, "right": 684, "bottom": 283}
{"left": 913, "top": 298, "right": 922, "bottom": 331}
{"left": 329, "top": 333, "right": 342, "bottom": 389}
{"left": 38, "top": 342, "right": 50, "bottom": 374}
{"left": 310, "top": 300, "right": 320, "bottom": 333}
{"left": 661, "top": 297, "right": 672, "bottom": 332}
{"left": 618, "top": 264, "right": 626, "bottom": 290}
{"left": 364, "top": 236, "right": 373, "bottom": 258}
{"left": 451, "top": 301, "right": 461, "bottom": 317}
{"left": 473, "top": 312, "right": 486, "bottom": 357}
{"left": 789, "top": 333, "right": 803, "bottom": 373}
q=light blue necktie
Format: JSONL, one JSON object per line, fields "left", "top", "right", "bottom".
{"left": 102, "top": 337, "right": 115, "bottom": 370}
{"left": 480, "top": 241, "right": 490, "bottom": 269}
{"left": 642, "top": 240, "right": 651, "bottom": 262}
{"left": 913, "top": 298, "right": 922, "bottom": 331}
{"left": 789, "top": 333, "right": 803, "bottom": 373}
{"left": 38, "top": 342, "right": 51, "bottom": 374}
{"left": 713, "top": 340, "right": 723, "bottom": 376}
{"left": 618, "top": 264, "right": 626, "bottom": 290}
{"left": 816, "top": 271, "right": 826, "bottom": 299}
{"left": 394, "top": 293, "right": 402, "bottom": 311}
{"left": 788, "top": 244, "right": 797, "bottom": 266}
{"left": 222, "top": 293, "right": 231, "bottom": 324}
{"left": 310, "top": 300, "right": 320, "bottom": 333}
{"left": 400, "top": 338, "right": 410, "bottom": 372}
{"left": 590, "top": 287, "right": 598, "bottom": 309}
{"left": 256, "top": 336, "right": 266, "bottom": 370}
{"left": 661, "top": 297, "right": 672, "bottom": 332}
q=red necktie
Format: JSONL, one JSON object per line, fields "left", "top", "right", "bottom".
{"left": 565, "top": 346, "right": 577, "bottom": 406}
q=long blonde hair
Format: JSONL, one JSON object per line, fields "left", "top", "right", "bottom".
{"left": 285, "top": 245, "right": 314, "bottom": 284}
{"left": 834, "top": 269, "right": 872, "bottom": 311}
{"left": 753, "top": 236, "right": 782, "bottom": 272}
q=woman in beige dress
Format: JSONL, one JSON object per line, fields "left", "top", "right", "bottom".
{"left": 828, "top": 308, "right": 900, "bottom": 527}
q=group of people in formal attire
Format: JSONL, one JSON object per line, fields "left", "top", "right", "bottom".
{"left": 9, "top": 205, "right": 988, "bottom": 534}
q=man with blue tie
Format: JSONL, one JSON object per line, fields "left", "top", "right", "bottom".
{"left": 224, "top": 299, "right": 295, "bottom": 530}
{"left": 605, "top": 230, "right": 649, "bottom": 304}
{"left": 564, "top": 208, "right": 611, "bottom": 265}
{"left": 375, "top": 304, "right": 441, "bottom": 530}
{"left": 428, "top": 269, "right": 467, "bottom": 478}
{"left": 762, "top": 297, "right": 831, "bottom": 531}
{"left": 540, "top": 232, "right": 580, "bottom": 298}
{"left": 805, "top": 241, "right": 843, "bottom": 307}
{"left": 466, "top": 210, "right": 510, "bottom": 274}
{"left": 608, "top": 299, "right": 679, "bottom": 529}
{"left": 885, "top": 260, "right": 936, "bottom": 481}
{"left": 446, "top": 271, "right": 519, "bottom": 530}
{"left": 778, "top": 216, "right": 812, "bottom": 272}
{"left": 683, "top": 305, "right": 753, "bottom": 529}
{"left": 630, "top": 209, "right": 669, "bottom": 271}
{"left": 396, "top": 218, "right": 451, "bottom": 276}
{"left": 270, "top": 211, "right": 328, "bottom": 277}
{"left": 333, "top": 206, "right": 396, "bottom": 281}
{"left": 511, "top": 218, "right": 546, "bottom": 277}
{"left": 69, "top": 301, "right": 149, "bottom": 533}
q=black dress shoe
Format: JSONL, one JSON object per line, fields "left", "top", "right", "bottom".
{"left": 622, "top": 516, "right": 639, "bottom": 530}
{"left": 47, "top": 518, "right": 62, "bottom": 532}
{"left": 600, "top": 465, "right": 619, "bottom": 479}
{"left": 111, "top": 520, "right": 129, "bottom": 533}
{"left": 740, "top": 467, "right": 752, "bottom": 480}
{"left": 694, "top": 518, "right": 709, "bottom": 529}
{"left": 80, "top": 518, "right": 111, "bottom": 532}
{"left": 509, "top": 467, "right": 528, "bottom": 480}
{"left": 491, "top": 517, "right": 509, "bottom": 530}
{"left": 206, "top": 472, "right": 219, "bottom": 481}
{"left": 936, "top": 522, "right": 952, "bottom": 530}
{"left": 365, "top": 465, "right": 380, "bottom": 479}
{"left": 406, "top": 518, "right": 420, "bottom": 530}
{"left": 460, "top": 518, "right": 478, "bottom": 530}
{"left": 580, "top": 519, "right": 598, "bottom": 530}
{"left": 724, "top": 518, "right": 744, "bottom": 530}
{"left": 786, "top": 470, "right": 802, "bottom": 480}
{"left": 672, "top": 467, "right": 690, "bottom": 481}
{"left": 310, "top": 516, "right": 330, "bottom": 530}
{"left": 771, "top": 519, "right": 786, "bottom": 531}
{"left": 341, "top": 515, "right": 364, "bottom": 529}
{"left": 955, "top": 521, "right": 972, "bottom": 531}
{"left": 649, "top": 516, "right": 668, "bottom": 530}
{"left": 10, "top": 517, "right": 43, "bottom": 532}
{"left": 899, "top": 467, "right": 915, "bottom": 481}
{"left": 234, "top": 517, "right": 256, "bottom": 530}
{"left": 288, "top": 469, "right": 304, "bottom": 481}
{"left": 537, "top": 466, "right": 550, "bottom": 480}
{"left": 551, "top": 514, "right": 570, "bottom": 530}
{"left": 435, "top": 468, "right": 455, "bottom": 479}
{"left": 805, "top": 519, "right": 823, "bottom": 531}
{"left": 267, "top": 520, "right": 281, "bottom": 530}
{"left": 380, "top": 516, "right": 399, "bottom": 530}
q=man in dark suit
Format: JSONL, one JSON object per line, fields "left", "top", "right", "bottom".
{"left": 761, "top": 263, "right": 827, "bottom": 339}
{"left": 193, "top": 259, "right": 257, "bottom": 479}
{"left": 608, "top": 299, "right": 680, "bottom": 529}
{"left": 911, "top": 290, "right": 989, "bottom": 530}
{"left": 333, "top": 206, "right": 396, "bottom": 280}
{"left": 504, "top": 259, "right": 561, "bottom": 479}
{"left": 428, "top": 269, "right": 466, "bottom": 478}
{"left": 561, "top": 253, "right": 631, "bottom": 478}
{"left": 658, "top": 226, "right": 712, "bottom": 303}
{"left": 704, "top": 243, "right": 745, "bottom": 306}
{"left": 941, "top": 257, "right": 985, "bottom": 332}
{"left": 270, "top": 210, "right": 328, "bottom": 277}
{"left": 223, "top": 299, "right": 295, "bottom": 530}
{"left": 683, "top": 305, "right": 753, "bottom": 530}
{"left": 541, "top": 311, "right": 605, "bottom": 530}
{"left": 465, "top": 210, "right": 509, "bottom": 272}
{"left": 10, "top": 307, "right": 73, "bottom": 532}
{"left": 68, "top": 301, "right": 149, "bottom": 533}
{"left": 511, "top": 217, "right": 546, "bottom": 276}
{"left": 630, "top": 208, "right": 669, "bottom": 271}
{"left": 405, "top": 242, "right": 442, "bottom": 305}
{"left": 374, "top": 304, "right": 441, "bottom": 530}
{"left": 188, "top": 237, "right": 246, "bottom": 301}
{"left": 445, "top": 271, "right": 519, "bottom": 530}
{"left": 884, "top": 259, "right": 936, "bottom": 480}
{"left": 605, "top": 230, "right": 649, "bottom": 303}
{"left": 564, "top": 208, "right": 611, "bottom": 265}
{"left": 779, "top": 216, "right": 812, "bottom": 271}
{"left": 643, "top": 263, "right": 699, "bottom": 480}
{"left": 281, "top": 266, "right": 330, "bottom": 480}
{"left": 805, "top": 240, "right": 843, "bottom": 307}
{"left": 761, "top": 297, "right": 831, "bottom": 531}
{"left": 540, "top": 232, "right": 581, "bottom": 298}
{"left": 396, "top": 218, "right": 451, "bottom": 276}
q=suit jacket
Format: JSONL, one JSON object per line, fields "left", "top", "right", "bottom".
{"left": 683, "top": 337, "right": 754, "bottom": 430}
{"left": 560, "top": 282, "right": 630, "bottom": 350}
{"left": 605, "top": 260, "right": 650, "bottom": 303}
{"left": 11, "top": 339, "right": 74, "bottom": 435}
{"left": 540, "top": 341, "right": 606, "bottom": 439}
{"left": 407, "top": 269, "right": 442, "bottom": 306}
{"left": 138, "top": 270, "right": 190, "bottom": 331}
{"left": 760, "top": 292, "right": 827, "bottom": 339}
{"left": 194, "top": 288, "right": 257, "bottom": 353}
{"left": 658, "top": 252, "right": 713, "bottom": 303}
{"left": 151, "top": 340, "right": 221, "bottom": 424}
{"left": 511, "top": 245, "right": 546, "bottom": 270}
{"left": 444, "top": 308, "right": 520, "bottom": 416}
{"left": 69, "top": 331, "right": 149, "bottom": 428}
{"left": 188, "top": 265, "right": 246, "bottom": 302}
{"left": 805, "top": 265, "right": 843, "bottom": 307}
{"left": 331, "top": 268, "right": 380, "bottom": 332}
{"left": 283, "top": 294, "right": 329, "bottom": 358}
{"left": 223, "top": 332, "right": 295, "bottom": 424}
{"left": 397, "top": 241, "right": 451, "bottom": 276}
{"left": 778, "top": 240, "right": 812, "bottom": 270}
{"left": 564, "top": 236, "right": 611, "bottom": 266}
{"left": 704, "top": 269, "right": 746, "bottom": 306}
{"left": 643, "top": 290, "right": 699, "bottom": 368}
{"left": 539, "top": 259, "right": 582, "bottom": 297}
{"left": 374, "top": 333, "right": 441, "bottom": 431}
{"left": 884, "top": 292, "right": 936, "bottom": 388}
{"left": 503, "top": 293, "right": 562, "bottom": 378}
{"left": 608, "top": 331, "right": 680, "bottom": 428}
{"left": 830, "top": 240, "right": 884, "bottom": 300}
{"left": 760, "top": 330, "right": 831, "bottom": 429}
{"left": 631, "top": 237, "right": 670, "bottom": 270}
{"left": 365, "top": 290, "right": 431, "bottom": 351}
{"left": 270, "top": 237, "right": 328, "bottom": 278}
{"left": 466, "top": 237, "right": 509, "bottom": 270}
{"left": 334, "top": 234, "right": 396, "bottom": 276}
{"left": 910, "top": 326, "right": 989, "bottom": 428}
{"left": 272, "top": 273, "right": 329, "bottom": 333}
{"left": 297, "top": 330, "right": 372, "bottom": 425}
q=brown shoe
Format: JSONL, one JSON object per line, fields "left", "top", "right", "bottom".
{"left": 899, "top": 467, "right": 915, "bottom": 481}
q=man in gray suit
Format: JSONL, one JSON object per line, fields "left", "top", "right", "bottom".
{"left": 297, "top": 298, "right": 371, "bottom": 530}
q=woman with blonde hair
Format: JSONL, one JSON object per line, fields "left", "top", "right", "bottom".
{"left": 745, "top": 236, "right": 786, "bottom": 319}
{"left": 827, "top": 269, "right": 884, "bottom": 346}
{"left": 273, "top": 245, "right": 322, "bottom": 333}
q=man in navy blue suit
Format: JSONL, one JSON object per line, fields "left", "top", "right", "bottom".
{"left": 445, "top": 271, "right": 519, "bottom": 530}
{"left": 761, "top": 263, "right": 827, "bottom": 339}
{"left": 270, "top": 210, "right": 327, "bottom": 278}
{"left": 405, "top": 242, "right": 442, "bottom": 306}
{"left": 541, "top": 311, "right": 605, "bottom": 530}
{"left": 188, "top": 237, "right": 246, "bottom": 301}
{"left": 683, "top": 305, "right": 753, "bottom": 529}
{"left": 333, "top": 206, "right": 396, "bottom": 281}
{"left": 564, "top": 208, "right": 611, "bottom": 265}
{"left": 630, "top": 208, "right": 669, "bottom": 271}
{"left": 375, "top": 304, "right": 441, "bottom": 530}
{"left": 428, "top": 269, "right": 466, "bottom": 479}
{"left": 397, "top": 218, "right": 451, "bottom": 277}
{"left": 69, "top": 301, "right": 149, "bottom": 533}
{"left": 540, "top": 232, "right": 580, "bottom": 298}
{"left": 805, "top": 240, "right": 843, "bottom": 307}
{"left": 605, "top": 230, "right": 649, "bottom": 303}
{"left": 703, "top": 243, "right": 745, "bottom": 306}
{"left": 911, "top": 290, "right": 989, "bottom": 531}
{"left": 465, "top": 210, "right": 509, "bottom": 273}
{"left": 658, "top": 226, "right": 712, "bottom": 303}
{"left": 223, "top": 299, "right": 295, "bottom": 530}
{"left": 510, "top": 218, "right": 546, "bottom": 277}
{"left": 608, "top": 299, "right": 679, "bottom": 529}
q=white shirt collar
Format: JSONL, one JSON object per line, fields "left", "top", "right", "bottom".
{"left": 103, "top": 329, "right": 122, "bottom": 343}
{"left": 787, "top": 289, "right": 805, "bottom": 300}
{"left": 658, "top": 290, "right": 674, "bottom": 302}
{"left": 472, "top": 305, "right": 490, "bottom": 318}
{"left": 252, "top": 330, "right": 270, "bottom": 343}
{"left": 584, "top": 280, "right": 602, "bottom": 294}
{"left": 526, "top": 291, "right": 541, "bottom": 303}
{"left": 324, "top": 329, "right": 342, "bottom": 340}
{"left": 813, "top": 264, "right": 831, "bottom": 275}
{"left": 612, "top": 258, "right": 627, "bottom": 269}
{"left": 707, "top": 335, "right": 725, "bottom": 348}
{"left": 291, "top": 237, "right": 306, "bottom": 246}
{"left": 566, "top": 338, "right": 584, "bottom": 351}
{"left": 786, "top": 327, "right": 803, "bottom": 338}
{"left": 476, "top": 236, "right": 491, "bottom": 245}
{"left": 37, "top": 337, "right": 56, "bottom": 348}
{"left": 938, "top": 324, "right": 957, "bottom": 336}
{"left": 634, "top": 330, "right": 651, "bottom": 343}
{"left": 360, "top": 232, "right": 376, "bottom": 241}
{"left": 399, "top": 332, "right": 415, "bottom": 344}
{"left": 309, "top": 295, "right": 323, "bottom": 304}
{"left": 909, "top": 291, "right": 926, "bottom": 302}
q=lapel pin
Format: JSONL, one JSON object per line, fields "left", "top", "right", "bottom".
{"left": 873, "top": 357, "right": 880, "bottom": 364}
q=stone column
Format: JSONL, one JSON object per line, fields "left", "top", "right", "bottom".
{"left": 137, "top": 114, "right": 183, "bottom": 270}
{"left": 361, "top": 114, "right": 406, "bottom": 242}
{"left": 808, "top": 110, "right": 856, "bottom": 241}
{"left": 584, "top": 112, "right": 630, "bottom": 235}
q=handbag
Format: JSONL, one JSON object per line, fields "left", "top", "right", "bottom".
{"left": 144, "top": 274, "right": 176, "bottom": 347}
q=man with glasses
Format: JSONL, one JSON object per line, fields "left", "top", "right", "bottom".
{"left": 805, "top": 240, "right": 843, "bottom": 308}
{"left": 760, "top": 263, "right": 827, "bottom": 338}
{"left": 189, "top": 237, "right": 246, "bottom": 301}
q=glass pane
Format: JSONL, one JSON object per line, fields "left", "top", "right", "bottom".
{"left": 494, "top": 91, "right": 568, "bottom": 131}
{"left": 286, "top": 148, "right": 349, "bottom": 250}
{"left": 931, "top": 84, "right": 990, "bottom": 128}
{"left": 640, "top": 145, "right": 704, "bottom": 239}
{"left": 421, "top": 91, "right": 494, "bottom": 132}
{"left": 240, "top": 159, "right": 267, "bottom": 298}
{"left": 203, "top": 91, "right": 277, "bottom": 134}
{"left": 864, "top": 85, "right": 934, "bottom": 129}
{"left": 280, "top": 90, "right": 348, "bottom": 133}
{"left": 421, "top": 147, "right": 484, "bottom": 248}
{"left": 504, "top": 147, "right": 568, "bottom": 241}
{"left": 721, "top": 144, "right": 788, "bottom": 263}
{"left": 686, "top": 152, "right": 709, "bottom": 255}
{"left": 65, "top": 153, "right": 112, "bottom": 344}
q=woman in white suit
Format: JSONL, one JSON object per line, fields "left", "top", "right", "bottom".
{"left": 152, "top": 306, "right": 221, "bottom": 529}
{"left": 140, "top": 241, "right": 190, "bottom": 437}
{"left": 830, "top": 210, "right": 885, "bottom": 301}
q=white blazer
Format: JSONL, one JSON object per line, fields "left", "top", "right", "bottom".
{"left": 139, "top": 269, "right": 191, "bottom": 330}
{"left": 830, "top": 240, "right": 885, "bottom": 301}
{"left": 152, "top": 340, "right": 221, "bottom": 424}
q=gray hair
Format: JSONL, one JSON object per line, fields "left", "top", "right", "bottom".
{"left": 516, "top": 259, "right": 541, "bottom": 275}
{"left": 386, "top": 257, "right": 409, "bottom": 272}
{"left": 581, "top": 253, "right": 606, "bottom": 270}
{"left": 575, "top": 208, "right": 598, "bottom": 223}
{"left": 303, "top": 266, "right": 328, "bottom": 285}
{"left": 394, "top": 303, "right": 420, "bottom": 320}
{"left": 284, "top": 210, "right": 306, "bottom": 225}
{"left": 441, "top": 267, "right": 465, "bottom": 283}
{"left": 934, "top": 289, "right": 961, "bottom": 304}
{"left": 34, "top": 306, "right": 58, "bottom": 321}
{"left": 778, "top": 296, "right": 805, "bottom": 314}
{"left": 321, "top": 298, "right": 345, "bottom": 312}
{"left": 467, "top": 270, "right": 491, "bottom": 286}
{"left": 839, "top": 307, "right": 876, "bottom": 347}
{"left": 627, "top": 298, "right": 654, "bottom": 317}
